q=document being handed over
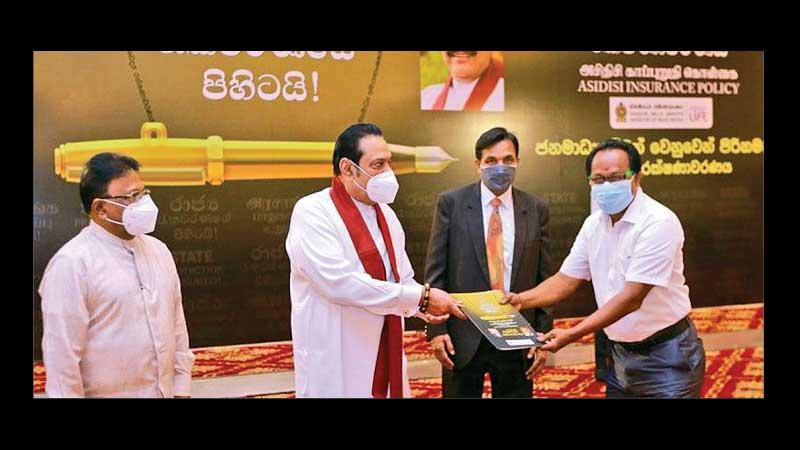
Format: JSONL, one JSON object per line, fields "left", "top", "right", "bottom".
{"left": 451, "top": 290, "right": 544, "bottom": 351}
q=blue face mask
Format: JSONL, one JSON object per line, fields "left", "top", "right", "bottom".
{"left": 481, "top": 165, "right": 516, "bottom": 195}
{"left": 591, "top": 179, "right": 634, "bottom": 215}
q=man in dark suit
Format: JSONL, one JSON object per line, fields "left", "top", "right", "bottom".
{"left": 424, "top": 127, "right": 554, "bottom": 398}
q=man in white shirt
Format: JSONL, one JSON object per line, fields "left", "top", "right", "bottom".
{"left": 502, "top": 139, "right": 706, "bottom": 398}
{"left": 421, "top": 51, "right": 504, "bottom": 112}
{"left": 285, "top": 123, "right": 466, "bottom": 398}
{"left": 39, "top": 153, "right": 195, "bottom": 398}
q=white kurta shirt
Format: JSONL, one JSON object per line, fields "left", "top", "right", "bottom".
{"left": 353, "top": 199, "right": 397, "bottom": 284}
{"left": 420, "top": 78, "right": 505, "bottom": 111}
{"left": 560, "top": 188, "right": 692, "bottom": 342}
{"left": 480, "top": 182, "right": 515, "bottom": 292}
{"left": 38, "top": 220, "right": 195, "bottom": 398}
{"left": 286, "top": 188, "right": 424, "bottom": 398}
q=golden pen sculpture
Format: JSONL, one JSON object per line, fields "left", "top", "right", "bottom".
{"left": 54, "top": 123, "right": 458, "bottom": 186}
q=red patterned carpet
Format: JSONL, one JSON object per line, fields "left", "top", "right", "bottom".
{"left": 553, "top": 303, "right": 764, "bottom": 345}
{"left": 255, "top": 346, "right": 764, "bottom": 398}
{"left": 34, "top": 303, "right": 763, "bottom": 397}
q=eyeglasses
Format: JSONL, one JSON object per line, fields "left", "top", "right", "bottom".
{"left": 588, "top": 170, "right": 635, "bottom": 185}
{"left": 100, "top": 188, "right": 151, "bottom": 204}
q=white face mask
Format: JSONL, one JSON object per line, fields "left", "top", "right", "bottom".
{"left": 100, "top": 194, "right": 159, "bottom": 236}
{"left": 347, "top": 159, "right": 400, "bottom": 204}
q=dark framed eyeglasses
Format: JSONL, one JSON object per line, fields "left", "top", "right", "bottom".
{"left": 588, "top": 170, "right": 635, "bottom": 185}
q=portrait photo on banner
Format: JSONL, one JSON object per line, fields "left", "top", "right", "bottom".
{"left": 420, "top": 51, "right": 505, "bottom": 112}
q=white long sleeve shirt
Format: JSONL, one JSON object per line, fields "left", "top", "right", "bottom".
{"left": 480, "top": 182, "right": 515, "bottom": 292}
{"left": 286, "top": 188, "right": 423, "bottom": 397}
{"left": 39, "top": 220, "right": 195, "bottom": 397}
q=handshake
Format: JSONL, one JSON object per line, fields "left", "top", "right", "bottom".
{"left": 413, "top": 287, "right": 468, "bottom": 325}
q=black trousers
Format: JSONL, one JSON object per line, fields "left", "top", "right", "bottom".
{"left": 442, "top": 337, "right": 533, "bottom": 398}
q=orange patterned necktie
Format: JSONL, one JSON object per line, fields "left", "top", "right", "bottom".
{"left": 487, "top": 197, "right": 505, "bottom": 292}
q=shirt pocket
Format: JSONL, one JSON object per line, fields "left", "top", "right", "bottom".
{"left": 613, "top": 233, "right": 636, "bottom": 281}
{"left": 607, "top": 252, "right": 630, "bottom": 288}
{"left": 619, "top": 249, "right": 634, "bottom": 276}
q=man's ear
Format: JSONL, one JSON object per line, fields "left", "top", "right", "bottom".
{"left": 339, "top": 159, "right": 351, "bottom": 178}
{"left": 91, "top": 198, "right": 106, "bottom": 217}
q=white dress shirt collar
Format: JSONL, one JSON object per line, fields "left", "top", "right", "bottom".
{"left": 600, "top": 186, "right": 646, "bottom": 228}
{"left": 480, "top": 181, "right": 513, "bottom": 209}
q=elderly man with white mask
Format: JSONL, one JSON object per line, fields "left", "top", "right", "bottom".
{"left": 286, "top": 123, "right": 466, "bottom": 398}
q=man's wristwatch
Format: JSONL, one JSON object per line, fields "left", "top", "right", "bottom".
{"left": 418, "top": 283, "right": 431, "bottom": 313}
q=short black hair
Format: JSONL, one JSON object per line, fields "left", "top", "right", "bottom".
{"left": 79, "top": 152, "right": 140, "bottom": 213}
{"left": 332, "top": 123, "right": 383, "bottom": 175}
{"left": 475, "top": 127, "right": 519, "bottom": 161}
{"left": 585, "top": 139, "right": 642, "bottom": 177}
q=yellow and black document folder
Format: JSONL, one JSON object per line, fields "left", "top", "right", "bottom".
{"left": 451, "top": 290, "right": 543, "bottom": 351}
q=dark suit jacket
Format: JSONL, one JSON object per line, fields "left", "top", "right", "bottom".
{"left": 424, "top": 182, "right": 554, "bottom": 370}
